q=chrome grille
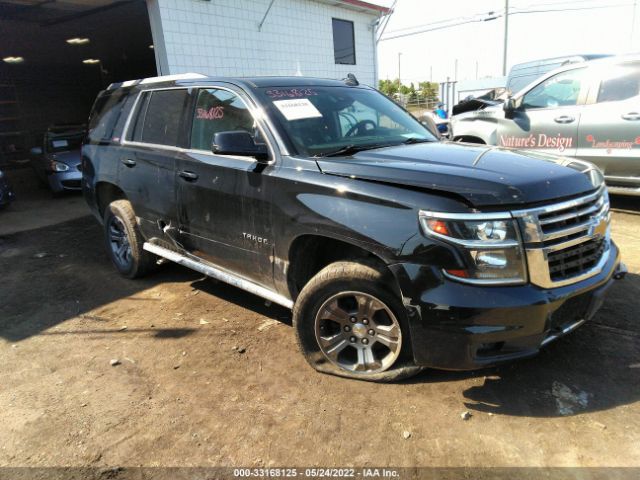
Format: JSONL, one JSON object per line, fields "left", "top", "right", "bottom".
{"left": 512, "top": 187, "right": 611, "bottom": 288}
{"left": 547, "top": 238, "right": 606, "bottom": 281}
{"left": 538, "top": 192, "right": 607, "bottom": 246}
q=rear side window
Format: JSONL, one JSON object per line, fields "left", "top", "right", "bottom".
{"left": 127, "top": 92, "right": 151, "bottom": 142}
{"left": 597, "top": 64, "right": 640, "bottom": 103}
{"left": 127, "top": 89, "right": 189, "bottom": 146}
{"left": 88, "top": 90, "right": 128, "bottom": 143}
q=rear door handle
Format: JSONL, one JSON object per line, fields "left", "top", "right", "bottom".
{"left": 178, "top": 170, "right": 199, "bottom": 181}
{"left": 121, "top": 158, "right": 136, "bottom": 167}
{"left": 554, "top": 115, "right": 575, "bottom": 124}
{"left": 622, "top": 112, "right": 640, "bottom": 121}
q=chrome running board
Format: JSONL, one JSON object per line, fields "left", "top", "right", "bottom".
{"left": 143, "top": 242, "right": 294, "bottom": 309}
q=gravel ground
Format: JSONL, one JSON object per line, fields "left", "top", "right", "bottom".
{"left": 0, "top": 194, "right": 638, "bottom": 472}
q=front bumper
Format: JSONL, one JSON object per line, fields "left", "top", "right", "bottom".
{"left": 390, "top": 241, "right": 623, "bottom": 370}
{"left": 48, "top": 169, "right": 82, "bottom": 192}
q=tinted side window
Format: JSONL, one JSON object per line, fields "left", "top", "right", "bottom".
{"left": 332, "top": 18, "right": 356, "bottom": 65}
{"left": 597, "top": 64, "right": 640, "bottom": 102}
{"left": 137, "top": 89, "right": 189, "bottom": 146}
{"left": 87, "top": 90, "right": 127, "bottom": 143}
{"left": 522, "top": 69, "right": 586, "bottom": 109}
{"left": 111, "top": 93, "right": 138, "bottom": 142}
{"left": 190, "top": 89, "right": 255, "bottom": 151}
{"left": 127, "top": 92, "right": 151, "bottom": 142}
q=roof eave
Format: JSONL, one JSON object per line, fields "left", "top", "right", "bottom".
{"left": 316, "top": 0, "right": 391, "bottom": 16}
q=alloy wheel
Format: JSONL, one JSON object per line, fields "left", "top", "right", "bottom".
{"left": 108, "top": 215, "right": 132, "bottom": 269}
{"left": 314, "top": 291, "right": 402, "bottom": 375}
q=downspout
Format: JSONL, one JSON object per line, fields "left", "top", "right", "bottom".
{"left": 258, "top": 0, "right": 277, "bottom": 31}
{"left": 373, "top": 2, "right": 396, "bottom": 89}
{"left": 372, "top": 16, "right": 379, "bottom": 88}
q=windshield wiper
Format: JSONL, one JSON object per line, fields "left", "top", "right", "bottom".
{"left": 314, "top": 143, "right": 393, "bottom": 158}
{"left": 314, "top": 138, "right": 433, "bottom": 158}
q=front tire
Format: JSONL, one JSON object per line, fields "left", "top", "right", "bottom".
{"left": 293, "top": 260, "right": 421, "bottom": 382}
{"left": 103, "top": 199, "right": 156, "bottom": 279}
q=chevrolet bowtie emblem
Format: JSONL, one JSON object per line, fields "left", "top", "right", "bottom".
{"left": 590, "top": 216, "right": 608, "bottom": 238}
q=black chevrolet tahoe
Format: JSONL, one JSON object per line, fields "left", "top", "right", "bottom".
{"left": 82, "top": 73, "right": 626, "bottom": 381}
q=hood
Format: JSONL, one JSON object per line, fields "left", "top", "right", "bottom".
{"left": 49, "top": 149, "right": 81, "bottom": 167}
{"left": 315, "top": 142, "right": 600, "bottom": 208}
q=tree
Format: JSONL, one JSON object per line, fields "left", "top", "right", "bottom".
{"left": 378, "top": 79, "right": 399, "bottom": 97}
{"left": 408, "top": 82, "right": 417, "bottom": 102}
{"left": 418, "top": 81, "right": 439, "bottom": 104}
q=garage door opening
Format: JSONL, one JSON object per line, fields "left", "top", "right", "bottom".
{"left": 0, "top": 0, "right": 157, "bottom": 166}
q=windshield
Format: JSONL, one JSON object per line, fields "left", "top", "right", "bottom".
{"left": 257, "top": 86, "right": 437, "bottom": 157}
{"left": 46, "top": 133, "right": 84, "bottom": 153}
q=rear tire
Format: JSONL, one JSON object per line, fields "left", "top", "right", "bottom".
{"left": 293, "top": 260, "right": 422, "bottom": 382}
{"left": 103, "top": 199, "right": 157, "bottom": 279}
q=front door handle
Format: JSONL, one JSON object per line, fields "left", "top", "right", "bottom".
{"left": 121, "top": 158, "right": 136, "bottom": 167}
{"left": 178, "top": 170, "right": 199, "bottom": 181}
{"left": 554, "top": 115, "right": 575, "bottom": 124}
{"left": 622, "top": 112, "right": 640, "bottom": 121}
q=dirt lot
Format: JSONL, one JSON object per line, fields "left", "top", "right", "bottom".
{"left": 0, "top": 168, "right": 89, "bottom": 236}
{"left": 1, "top": 173, "right": 639, "bottom": 471}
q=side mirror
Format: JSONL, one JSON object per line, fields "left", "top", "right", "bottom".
{"left": 503, "top": 97, "right": 516, "bottom": 118}
{"left": 503, "top": 97, "right": 515, "bottom": 111}
{"left": 30, "top": 147, "right": 43, "bottom": 156}
{"left": 212, "top": 131, "right": 269, "bottom": 162}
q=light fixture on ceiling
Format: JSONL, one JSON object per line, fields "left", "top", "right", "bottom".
{"left": 3, "top": 56, "right": 25, "bottom": 64}
{"left": 67, "top": 37, "right": 90, "bottom": 45}
{"left": 149, "top": 44, "right": 154, "bottom": 49}
{"left": 82, "top": 58, "right": 100, "bottom": 65}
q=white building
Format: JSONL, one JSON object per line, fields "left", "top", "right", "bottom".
{"left": 148, "top": 0, "right": 388, "bottom": 86}
{"left": 0, "top": 0, "right": 388, "bottom": 164}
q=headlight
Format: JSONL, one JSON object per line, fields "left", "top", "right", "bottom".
{"left": 50, "top": 161, "right": 69, "bottom": 172}
{"left": 419, "top": 211, "right": 527, "bottom": 284}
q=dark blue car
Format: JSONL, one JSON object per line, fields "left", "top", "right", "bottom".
{"left": 0, "top": 168, "right": 15, "bottom": 208}
{"left": 30, "top": 125, "right": 84, "bottom": 194}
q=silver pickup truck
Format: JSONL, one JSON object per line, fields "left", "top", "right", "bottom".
{"left": 451, "top": 55, "right": 640, "bottom": 196}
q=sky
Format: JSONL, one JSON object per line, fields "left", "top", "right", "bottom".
{"left": 373, "top": 0, "right": 640, "bottom": 85}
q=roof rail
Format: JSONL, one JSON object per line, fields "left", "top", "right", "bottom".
{"left": 107, "top": 73, "right": 206, "bottom": 90}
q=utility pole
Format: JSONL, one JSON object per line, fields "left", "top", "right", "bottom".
{"left": 454, "top": 58, "right": 458, "bottom": 81}
{"left": 430, "top": 66, "right": 433, "bottom": 82}
{"left": 632, "top": 0, "right": 638, "bottom": 49}
{"left": 475, "top": 60, "right": 479, "bottom": 80}
{"left": 445, "top": 76, "right": 450, "bottom": 112}
{"left": 503, "top": 0, "right": 509, "bottom": 76}
{"left": 398, "top": 52, "right": 402, "bottom": 86}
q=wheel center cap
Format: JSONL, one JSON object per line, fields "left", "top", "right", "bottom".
{"left": 352, "top": 323, "right": 367, "bottom": 338}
